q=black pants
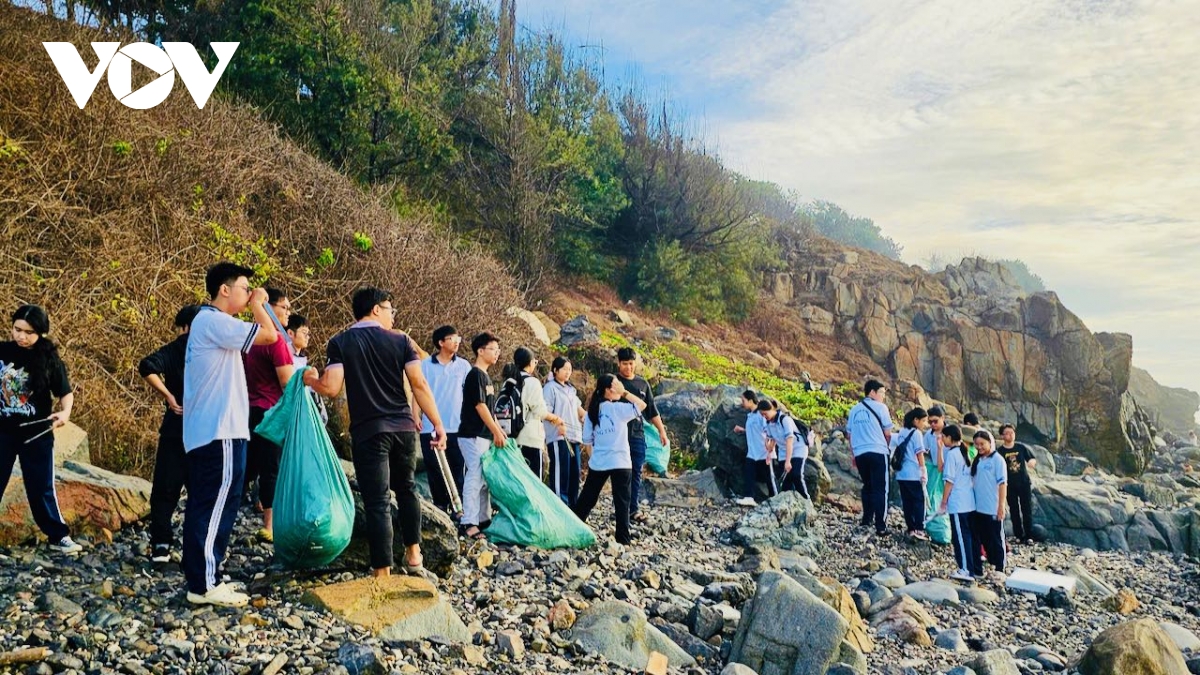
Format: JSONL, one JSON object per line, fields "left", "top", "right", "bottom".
{"left": 629, "top": 434, "right": 646, "bottom": 516}
{"left": 245, "top": 407, "right": 282, "bottom": 509}
{"left": 1007, "top": 479, "right": 1033, "bottom": 541}
{"left": 971, "top": 511, "right": 1007, "bottom": 572}
{"left": 898, "top": 479, "right": 926, "bottom": 533}
{"left": 0, "top": 430, "right": 70, "bottom": 542}
{"left": 742, "top": 457, "right": 778, "bottom": 502}
{"left": 780, "top": 457, "right": 810, "bottom": 500}
{"left": 182, "top": 439, "right": 246, "bottom": 594}
{"left": 353, "top": 431, "right": 421, "bottom": 570}
{"left": 520, "top": 445, "right": 544, "bottom": 481}
{"left": 949, "top": 511, "right": 981, "bottom": 576}
{"left": 419, "top": 432, "right": 462, "bottom": 514}
{"left": 149, "top": 434, "right": 188, "bottom": 547}
{"left": 574, "top": 468, "right": 632, "bottom": 544}
{"left": 547, "top": 440, "right": 581, "bottom": 507}
{"left": 856, "top": 452, "right": 888, "bottom": 532}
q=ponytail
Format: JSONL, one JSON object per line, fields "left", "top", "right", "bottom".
{"left": 587, "top": 374, "right": 617, "bottom": 426}
{"left": 12, "top": 305, "right": 61, "bottom": 393}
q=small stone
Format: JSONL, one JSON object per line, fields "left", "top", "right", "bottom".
{"left": 456, "top": 645, "right": 486, "bottom": 666}
{"left": 935, "top": 628, "right": 968, "bottom": 652}
{"left": 1102, "top": 588, "right": 1140, "bottom": 615}
{"left": 476, "top": 550, "right": 494, "bottom": 569}
{"left": 100, "top": 580, "right": 114, "bottom": 599}
{"left": 336, "top": 642, "right": 384, "bottom": 675}
{"left": 282, "top": 615, "right": 305, "bottom": 630}
{"left": 497, "top": 630, "right": 524, "bottom": 660}
{"left": 251, "top": 597, "right": 268, "bottom": 609}
{"left": 262, "top": 654, "right": 288, "bottom": 675}
{"left": 496, "top": 560, "right": 525, "bottom": 576}
{"left": 548, "top": 599, "right": 576, "bottom": 631}
{"left": 645, "top": 651, "right": 668, "bottom": 675}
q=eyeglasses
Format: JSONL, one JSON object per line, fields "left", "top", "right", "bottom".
{"left": 378, "top": 305, "right": 398, "bottom": 316}
{"left": 272, "top": 302, "right": 291, "bottom": 312}
{"left": 230, "top": 284, "right": 251, "bottom": 294}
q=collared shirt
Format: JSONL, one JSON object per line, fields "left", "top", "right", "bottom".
{"left": 325, "top": 320, "right": 420, "bottom": 440}
{"left": 973, "top": 451, "right": 1008, "bottom": 515}
{"left": 766, "top": 413, "right": 810, "bottom": 460}
{"left": 943, "top": 445, "right": 976, "bottom": 514}
{"left": 847, "top": 398, "right": 893, "bottom": 456}
{"left": 744, "top": 411, "right": 769, "bottom": 461}
{"left": 543, "top": 378, "right": 583, "bottom": 443}
{"left": 890, "top": 428, "right": 926, "bottom": 481}
{"left": 420, "top": 353, "right": 471, "bottom": 434}
{"left": 183, "top": 306, "right": 258, "bottom": 451}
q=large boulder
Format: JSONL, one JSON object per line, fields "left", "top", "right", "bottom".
{"left": 1075, "top": 618, "right": 1189, "bottom": 675}
{"left": 655, "top": 388, "right": 721, "bottom": 471}
{"left": 571, "top": 601, "right": 695, "bottom": 671}
{"left": 342, "top": 494, "right": 458, "bottom": 577}
{"left": 0, "top": 459, "right": 150, "bottom": 546}
{"left": 643, "top": 469, "right": 724, "bottom": 507}
{"left": 556, "top": 315, "right": 600, "bottom": 346}
{"left": 867, "top": 595, "right": 937, "bottom": 647}
{"left": 1032, "top": 479, "right": 1171, "bottom": 553}
{"left": 302, "top": 575, "right": 470, "bottom": 643}
{"left": 729, "top": 571, "right": 855, "bottom": 675}
{"left": 732, "top": 491, "right": 823, "bottom": 554}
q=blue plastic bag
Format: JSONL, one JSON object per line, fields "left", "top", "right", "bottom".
{"left": 481, "top": 440, "right": 596, "bottom": 549}
{"left": 256, "top": 367, "right": 355, "bottom": 568}
{"left": 643, "top": 422, "right": 670, "bottom": 475}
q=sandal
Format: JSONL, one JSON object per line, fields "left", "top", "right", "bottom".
{"left": 631, "top": 512, "right": 649, "bottom": 524}
{"left": 464, "top": 527, "right": 487, "bottom": 541}
{"left": 401, "top": 557, "right": 438, "bottom": 583}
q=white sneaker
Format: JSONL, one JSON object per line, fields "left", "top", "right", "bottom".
{"left": 735, "top": 497, "right": 757, "bottom": 507}
{"left": 950, "top": 568, "right": 974, "bottom": 582}
{"left": 49, "top": 537, "right": 83, "bottom": 555}
{"left": 187, "top": 582, "right": 249, "bottom": 608}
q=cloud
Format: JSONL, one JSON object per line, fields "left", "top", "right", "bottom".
{"left": 517, "top": 0, "right": 1200, "bottom": 402}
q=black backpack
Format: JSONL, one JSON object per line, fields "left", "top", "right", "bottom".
{"left": 891, "top": 429, "right": 917, "bottom": 472}
{"left": 777, "top": 412, "right": 814, "bottom": 448}
{"left": 494, "top": 374, "right": 526, "bottom": 438}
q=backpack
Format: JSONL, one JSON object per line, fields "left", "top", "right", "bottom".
{"left": 494, "top": 374, "right": 526, "bottom": 438}
{"left": 778, "top": 412, "right": 815, "bottom": 449}
{"left": 891, "top": 429, "right": 917, "bottom": 472}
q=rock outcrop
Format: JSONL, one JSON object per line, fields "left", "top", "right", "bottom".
{"left": 775, "top": 242, "right": 1155, "bottom": 475}
{"left": 1129, "top": 367, "right": 1200, "bottom": 436}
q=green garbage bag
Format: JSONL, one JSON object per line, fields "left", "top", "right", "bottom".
{"left": 924, "top": 455, "right": 950, "bottom": 545}
{"left": 481, "top": 439, "right": 596, "bottom": 549}
{"left": 256, "top": 367, "right": 355, "bottom": 568}
{"left": 643, "top": 422, "right": 669, "bottom": 475}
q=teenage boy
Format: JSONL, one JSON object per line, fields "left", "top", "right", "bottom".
{"left": 616, "top": 347, "right": 669, "bottom": 523}
{"left": 182, "top": 262, "right": 278, "bottom": 607}
{"left": 417, "top": 326, "right": 471, "bottom": 517}
{"left": 305, "top": 288, "right": 446, "bottom": 578}
{"left": 847, "top": 379, "right": 893, "bottom": 535}
{"left": 998, "top": 423, "right": 1037, "bottom": 544}
{"left": 138, "top": 304, "right": 201, "bottom": 563}
{"left": 243, "top": 287, "right": 294, "bottom": 541}
{"left": 732, "top": 390, "right": 771, "bottom": 506}
{"left": 457, "top": 332, "right": 507, "bottom": 541}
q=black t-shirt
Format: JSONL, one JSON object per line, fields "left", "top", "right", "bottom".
{"left": 458, "top": 366, "right": 495, "bottom": 439}
{"left": 0, "top": 341, "right": 71, "bottom": 436}
{"left": 1001, "top": 442, "right": 1035, "bottom": 483}
{"left": 616, "top": 374, "right": 656, "bottom": 439}
{"left": 138, "top": 334, "right": 188, "bottom": 438}
{"left": 326, "top": 324, "right": 421, "bottom": 441}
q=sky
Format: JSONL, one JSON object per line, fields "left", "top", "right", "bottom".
{"left": 517, "top": 0, "right": 1200, "bottom": 408}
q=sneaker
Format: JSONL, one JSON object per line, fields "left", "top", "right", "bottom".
{"left": 186, "top": 582, "right": 249, "bottom": 608}
{"left": 150, "top": 544, "right": 171, "bottom": 563}
{"left": 910, "top": 531, "right": 930, "bottom": 541}
{"left": 49, "top": 537, "right": 83, "bottom": 555}
{"left": 734, "top": 497, "right": 757, "bottom": 507}
{"left": 950, "top": 568, "right": 974, "bottom": 582}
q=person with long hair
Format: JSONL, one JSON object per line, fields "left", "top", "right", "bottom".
{"left": 574, "top": 374, "right": 647, "bottom": 545}
{"left": 971, "top": 429, "right": 1008, "bottom": 581}
{"left": 503, "top": 347, "right": 565, "bottom": 479}
{"left": 544, "top": 357, "right": 585, "bottom": 507}
{"left": 0, "top": 305, "right": 82, "bottom": 554}
{"left": 937, "top": 424, "right": 978, "bottom": 581}
{"left": 891, "top": 407, "right": 930, "bottom": 540}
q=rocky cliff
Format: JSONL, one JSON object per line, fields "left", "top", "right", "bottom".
{"left": 1129, "top": 367, "right": 1200, "bottom": 436}
{"left": 770, "top": 238, "right": 1155, "bottom": 475}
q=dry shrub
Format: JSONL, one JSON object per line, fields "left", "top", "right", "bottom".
{"left": 0, "top": 5, "right": 529, "bottom": 475}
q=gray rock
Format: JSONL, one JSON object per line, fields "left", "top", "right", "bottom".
{"left": 732, "top": 491, "right": 824, "bottom": 554}
{"left": 571, "top": 601, "right": 695, "bottom": 671}
{"left": 825, "top": 665, "right": 860, "bottom": 675}
{"left": 935, "top": 628, "right": 969, "bottom": 652}
{"left": 1068, "top": 563, "right": 1117, "bottom": 598}
{"left": 1161, "top": 622, "right": 1200, "bottom": 652}
{"left": 650, "top": 619, "right": 719, "bottom": 663}
{"left": 38, "top": 592, "right": 83, "bottom": 617}
{"left": 730, "top": 571, "right": 850, "bottom": 675}
{"left": 645, "top": 469, "right": 724, "bottom": 507}
{"left": 896, "top": 580, "right": 960, "bottom": 606}
{"left": 687, "top": 601, "right": 724, "bottom": 640}
{"left": 336, "top": 642, "right": 384, "bottom": 675}
{"left": 872, "top": 567, "right": 906, "bottom": 589}
{"left": 721, "top": 664, "right": 757, "bottom": 675}
{"left": 557, "top": 315, "right": 600, "bottom": 346}
{"left": 956, "top": 586, "right": 1000, "bottom": 605}
{"left": 497, "top": 630, "right": 524, "bottom": 660}
{"left": 967, "top": 649, "right": 1021, "bottom": 675}
{"left": 947, "top": 668, "right": 978, "bottom": 675}
{"left": 655, "top": 326, "right": 680, "bottom": 341}
{"left": 856, "top": 579, "right": 893, "bottom": 609}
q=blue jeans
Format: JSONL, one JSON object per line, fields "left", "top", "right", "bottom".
{"left": 0, "top": 430, "right": 70, "bottom": 541}
{"left": 629, "top": 433, "right": 647, "bottom": 515}
{"left": 183, "top": 439, "right": 246, "bottom": 594}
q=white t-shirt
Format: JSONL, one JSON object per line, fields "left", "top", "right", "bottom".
{"left": 890, "top": 428, "right": 926, "bottom": 481}
{"left": 183, "top": 306, "right": 258, "bottom": 451}
{"left": 515, "top": 373, "right": 549, "bottom": 449}
{"left": 744, "top": 411, "right": 769, "bottom": 461}
{"left": 847, "top": 399, "right": 893, "bottom": 456}
{"left": 942, "top": 445, "right": 976, "bottom": 514}
{"left": 923, "top": 430, "right": 943, "bottom": 468}
{"left": 419, "top": 354, "right": 471, "bottom": 434}
{"left": 544, "top": 379, "right": 583, "bottom": 443}
{"left": 582, "top": 400, "right": 639, "bottom": 471}
{"left": 767, "top": 414, "right": 808, "bottom": 460}
{"left": 972, "top": 452, "right": 1007, "bottom": 515}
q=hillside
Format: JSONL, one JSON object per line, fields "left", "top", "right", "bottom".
{"left": 1130, "top": 367, "right": 1200, "bottom": 436}
{"left": 0, "top": 4, "right": 532, "bottom": 475}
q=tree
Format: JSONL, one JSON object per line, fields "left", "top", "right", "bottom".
{"left": 804, "top": 200, "right": 902, "bottom": 259}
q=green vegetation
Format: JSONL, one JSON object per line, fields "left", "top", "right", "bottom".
{"left": 994, "top": 258, "right": 1047, "bottom": 294}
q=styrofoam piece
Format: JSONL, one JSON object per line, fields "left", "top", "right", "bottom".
{"left": 1005, "top": 567, "right": 1077, "bottom": 596}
